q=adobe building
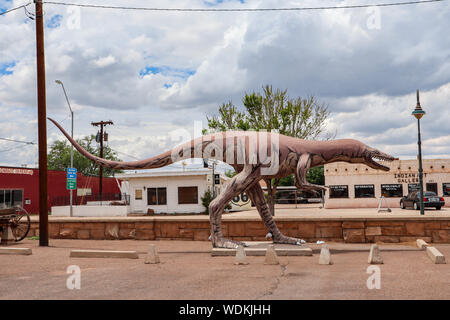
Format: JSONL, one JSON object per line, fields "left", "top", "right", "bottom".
{"left": 324, "top": 158, "right": 450, "bottom": 208}
{"left": 0, "top": 165, "right": 120, "bottom": 214}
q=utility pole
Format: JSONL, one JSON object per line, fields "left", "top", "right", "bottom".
{"left": 35, "top": 0, "right": 48, "bottom": 246}
{"left": 91, "top": 120, "right": 113, "bottom": 202}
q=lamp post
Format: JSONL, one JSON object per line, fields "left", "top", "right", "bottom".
{"left": 55, "top": 80, "right": 74, "bottom": 217}
{"left": 411, "top": 89, "right": 426, "bottom": 216}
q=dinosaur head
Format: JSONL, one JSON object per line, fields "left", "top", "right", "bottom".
{"left": 359, "top": 144, "right": 395, "bottom": 171}
{"left": 318, "top": 139, "right": 395, "bottom": 171}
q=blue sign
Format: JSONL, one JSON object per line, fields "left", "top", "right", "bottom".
{"left": 67, "top": 173, "right": 77, "bottom": 179}
{"left": 67, "top": 168, "right": 77, "bottom": 174}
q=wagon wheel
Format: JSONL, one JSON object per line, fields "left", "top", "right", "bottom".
{"left": 10, "top": 206, "right": 31, "bottom": 242}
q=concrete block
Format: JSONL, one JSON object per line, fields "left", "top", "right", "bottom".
{"left": 234, "top": 246, "right": 249, "bottom": 265}
{"left": 319, "top": 245, "right": 333, "bottom": 265}
{"left": 70, "top": 250, "right": 138, "bottom": 259}
{"left": 0, "top": 247, "right": 32, "bottom": 255}
{"left": 416, "top": 239, "right": 429, "bottom": 250}
{"left": 368, "top": 244, "right": 383, "bottom": 264}
{"left": 264, "top": 245, "right": 279, "bottom": 265}
{"left": 0, "top": 226, "right": 16, "bottom": 245}
{"left": 212, "top": 246, "right": 313, "bottom": 257}
{"left": 144, "top": 244, "right": 160, "bottom": 264}
{"left": 426, "top": 247, "right": 446, "bottom": 264}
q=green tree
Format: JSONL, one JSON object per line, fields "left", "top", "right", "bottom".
{"left": 206, "top": 85, "right": 331, "bottom": 215}
{"left": 48, "top": 135, "right": 122, "bottom": 177}
{"left": 225, "top": 169, "right": 237, "bottom": 178}
{"left": 306, "top": 166, "right": 325, "bottom": 186}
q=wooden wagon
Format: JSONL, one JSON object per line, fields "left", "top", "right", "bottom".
{"left": 0, "top": 206, "right": 31, "bottom": 245}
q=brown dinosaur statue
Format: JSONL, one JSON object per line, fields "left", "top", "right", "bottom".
{"left": 48, "top": 118, "right": 394, "bottom": 249}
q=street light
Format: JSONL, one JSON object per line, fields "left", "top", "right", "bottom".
{"left": 412, "top": 89, "right": 426, "bottom": 216}
{"left": 55, "top": 80, "right": 74, "bottom": 217}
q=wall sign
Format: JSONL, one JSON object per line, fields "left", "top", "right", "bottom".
{"left": 0, "top": 168, "right": 33, "bottom": 175}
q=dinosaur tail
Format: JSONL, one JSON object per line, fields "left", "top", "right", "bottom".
{"left": 48, "top": 117, "right": 174, "bottom": 170}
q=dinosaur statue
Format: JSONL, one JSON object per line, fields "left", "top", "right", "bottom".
{"left": 48, "top": 118, "right": 394, "bottom": 249}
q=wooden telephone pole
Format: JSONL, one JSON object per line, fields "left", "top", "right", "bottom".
{"left": 91, "top": 121, "right": 113, "bottom": 202}
{"left": 35, "top": 0, "right": 48, "bottom": 246}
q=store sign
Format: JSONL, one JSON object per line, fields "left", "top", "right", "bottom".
{"left": 0, "top": 168, "right": 33, "bottom": 175}
{"left": 330, "top": 185, "right": 347, "bottom": 191}
{"left": 394, "top": 172, "right": 427, "bottom": 183}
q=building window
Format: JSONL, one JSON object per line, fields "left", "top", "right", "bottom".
{"left": 329, "top": 185, "right": 348, "bottom": 198}
{"left": 381, "top": 184, "right": 403, "bottom": 197}
{"left": 178, "top": 186, "right": 198, "bottom": 204}
{"left": 408, "top": 184, "right": 420, "bottom": 193}
{"left": 443, "top": 183, "right": 450, "bottom": 196}
{"left": 0, "top": 189, "right": 23, "bottom": 208}
{"left": 426, "top": 183, "right": 438, "bottom": 195}
{"left": 147, "top": 188, "right": 167, "bottom": 205}
{"left": 354, "top": 185, "right": 375, "bottom": 198}
{"left": 135, "top": 189, "right": 143, "bottom": 200}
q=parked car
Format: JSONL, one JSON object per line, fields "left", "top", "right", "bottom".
{"left": 400, "top": 191, "right": 445, "bottom": 210}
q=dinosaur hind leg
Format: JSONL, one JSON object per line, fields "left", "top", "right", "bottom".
{"left": 247, "top": 183, "right": 306, "bottom": 246}
{"left": 209, "top": 165, "right": 261, "bottom": 249}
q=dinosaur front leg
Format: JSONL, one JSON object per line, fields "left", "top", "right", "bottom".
{"left": 209, "top": 165, "right": 261, "bottom": 249}
{"left": 247, "top": 184, "right": 306, "bottom": 246}
{"left": 295, "top": 153, "right": 328, "bottom": 195}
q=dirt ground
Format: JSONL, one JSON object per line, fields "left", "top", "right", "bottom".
{"left": 0, "top": 239, "right": 449, "bottom": 300}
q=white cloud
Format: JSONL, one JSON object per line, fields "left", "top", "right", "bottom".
{"left": 0, "top": 0, "right": 449, "bottom": 168}
{"left": 92, "top": 55, "right": 116, "bottom": 68}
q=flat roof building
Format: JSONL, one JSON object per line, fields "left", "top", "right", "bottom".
{"left": 324, "top": 158, "right": 450, "bottom": 208}
{"left": 116, "top": 168, "right": 233, "bottom": 214}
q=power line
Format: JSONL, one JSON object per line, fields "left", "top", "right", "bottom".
{"left": 110, "top": 148, "right": 140, "bottom": 160}
{"left": 0, "top": 137, "right": 36, "bottom": 145}
{"left": 0, "top": 1, "right": 32, "bottom": 16}
{"left": 40, "top": 0, "right": 447, "bottom": 12}
{"left": 0, "top": 143, "right": 35, "bottom": 153}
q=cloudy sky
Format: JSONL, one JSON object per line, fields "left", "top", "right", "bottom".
{"left": 0, "top": 0, "right": 449, "bottom": 171}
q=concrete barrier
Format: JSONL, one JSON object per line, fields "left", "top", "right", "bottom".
{"left": 426, "top": 247, "right": 446, "bottom": 264}
{"left": 70, "top": 250, "right": 138, "bottom": 259}
{"left": 144, "top": 244, "right": 160, "bottom": 264}
{"left": 0, "top": 247, "right": 32, "bottom": 255}
{"left": 368, "top": 244, "right": 383, "bottom": 264}
{"left": 212, "top": 247, "right": 313, "bottom": 256}
{"left": 264, "top": 245, "right": 279, "bottom": 265}
{"left": 234, "top": 246, "right": 249, "bottom": 265}
{"left": 416, "top": 239, "right": 429, "bottom": 250}
{"left": 319, "top": 245, "right": 333, "bottom": 265}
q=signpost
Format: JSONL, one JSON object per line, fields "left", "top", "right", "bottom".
{"left": 67, "top": 168, "right": 77, "bottom": 216}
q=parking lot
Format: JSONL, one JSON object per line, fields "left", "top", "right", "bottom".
{"left": 0, "top": 239, "right": 449, "bottom": 300}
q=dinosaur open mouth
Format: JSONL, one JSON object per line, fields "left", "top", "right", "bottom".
{"left": 368, "top": 151, "right": 395, "bottom": 171}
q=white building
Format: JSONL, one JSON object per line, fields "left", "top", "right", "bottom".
{"left": 116, "top": 169, "right": 229, "bottom": 214}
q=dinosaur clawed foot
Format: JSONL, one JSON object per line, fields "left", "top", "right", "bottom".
{"left": 273, "top": 234, "right": 306, "bottom": 246}
{"left": 212, "top": 235, "right": 248, "bottom": 249}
